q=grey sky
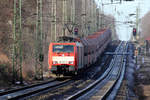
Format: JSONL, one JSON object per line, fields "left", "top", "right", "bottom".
{"left": 95, "top": 0, "right": 150, "bottom": 41}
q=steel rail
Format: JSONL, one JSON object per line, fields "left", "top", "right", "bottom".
{"left": 0, "top": 79, "right": 71, "bottom": 100}
{"left": 0, "top": 79, "right": 56, "bottom": 96}
{"left": 66, "top": 42, "right": 125, "bottom": 100}
{"left": 101, "top": 43, "right": 128, "bottom": 100}
{"left": 105, "top": 42, "right": 128, "bottom": 100}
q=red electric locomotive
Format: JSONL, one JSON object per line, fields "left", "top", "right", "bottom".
{"left": 48, "top": 42, "right": 84, "bottom": 75}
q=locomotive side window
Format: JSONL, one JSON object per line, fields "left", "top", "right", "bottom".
{"left": 53, "top": 45, "right": 74, "bottom": 53}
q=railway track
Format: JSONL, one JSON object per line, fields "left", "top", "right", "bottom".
{"left": 26, "top": 43, "right": 115, "bottom": 100}
{"left": 66, "top": 42, "right": 128, "bottom": 100}
{"left": 0, "top": 54, "right": 112, "bottom": 100}
{"left": 0, "top": 79, "right": 72, "bottom": 100}
{"left": 0, "top": 55, "right": 112, "bottom": 100}
{"left": 0, "top": 42, "right": 118, "bottom": 100}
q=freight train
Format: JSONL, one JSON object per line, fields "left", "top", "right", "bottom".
{"left": 48, "top": 29, "right": 112, "bottom": 76}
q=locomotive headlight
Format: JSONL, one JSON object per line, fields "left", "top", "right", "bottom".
{"left": 69, "top": 61, "right": 74, "bottom": 64}
{"left": 53, "top": 61, "right": 58, "bottom": 64}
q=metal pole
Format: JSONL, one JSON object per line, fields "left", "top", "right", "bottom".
{"left": 35, "top": 0, "right": 43, "bottom": 80}
{"left": 40, "top": 0, "right": 43, "bottom": 80}
{"left": 91, "top": 0, "right": 94, "bottom": 33}
{"left": 101, "top": 3, "right": 104, "bottom": 29}
{"left": 12, "top": 0, "right": 17, "bottom": 84}
{"left": 35, "top": 0, "right": 39, "bottom": 79}
{"left": 84, "top": 0, "right": 87, "bottom": 36}
{"left": 51, "top": 0, "right": 53, "bottom": 41}
{"left": 62, "top": 0, "right": 64, "bottom": 36}
{"left": 19, "top": 0, "right": 23, "bottom": 84}
{"left": 136, "top": 6, "right": 139, "bottom": 40}
{"left": 71, "top": 0, "right": 75, "bottom": 37}
{"left": 52, "top": 0, "right": 56, "bottom": 41}
{"left": 54, "top": 0, "right": 57, "bottom": 41}
{"left": 73, "top": 0, "right": 75, "bottom": 24}
{"left": 12, "top": 0, "right": 23, "bottom": 84}
{"left": 62, "top": 0, "right": 66, "bottom": 36}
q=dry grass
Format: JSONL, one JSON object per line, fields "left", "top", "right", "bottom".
{"left": 0, "top": 63, "right": 12, "bottom": 88}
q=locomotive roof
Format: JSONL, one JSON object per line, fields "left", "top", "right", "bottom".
{"left": 57, "top": 36, "right": 80, "bottom": 42}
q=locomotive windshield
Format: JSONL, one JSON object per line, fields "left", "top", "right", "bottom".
{"left": 53, "top": 45, "right": 74, "bottom": 53}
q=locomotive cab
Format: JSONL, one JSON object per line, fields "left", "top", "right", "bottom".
{"left": 49, "top": 43, "right": 77, "bottom": 75}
